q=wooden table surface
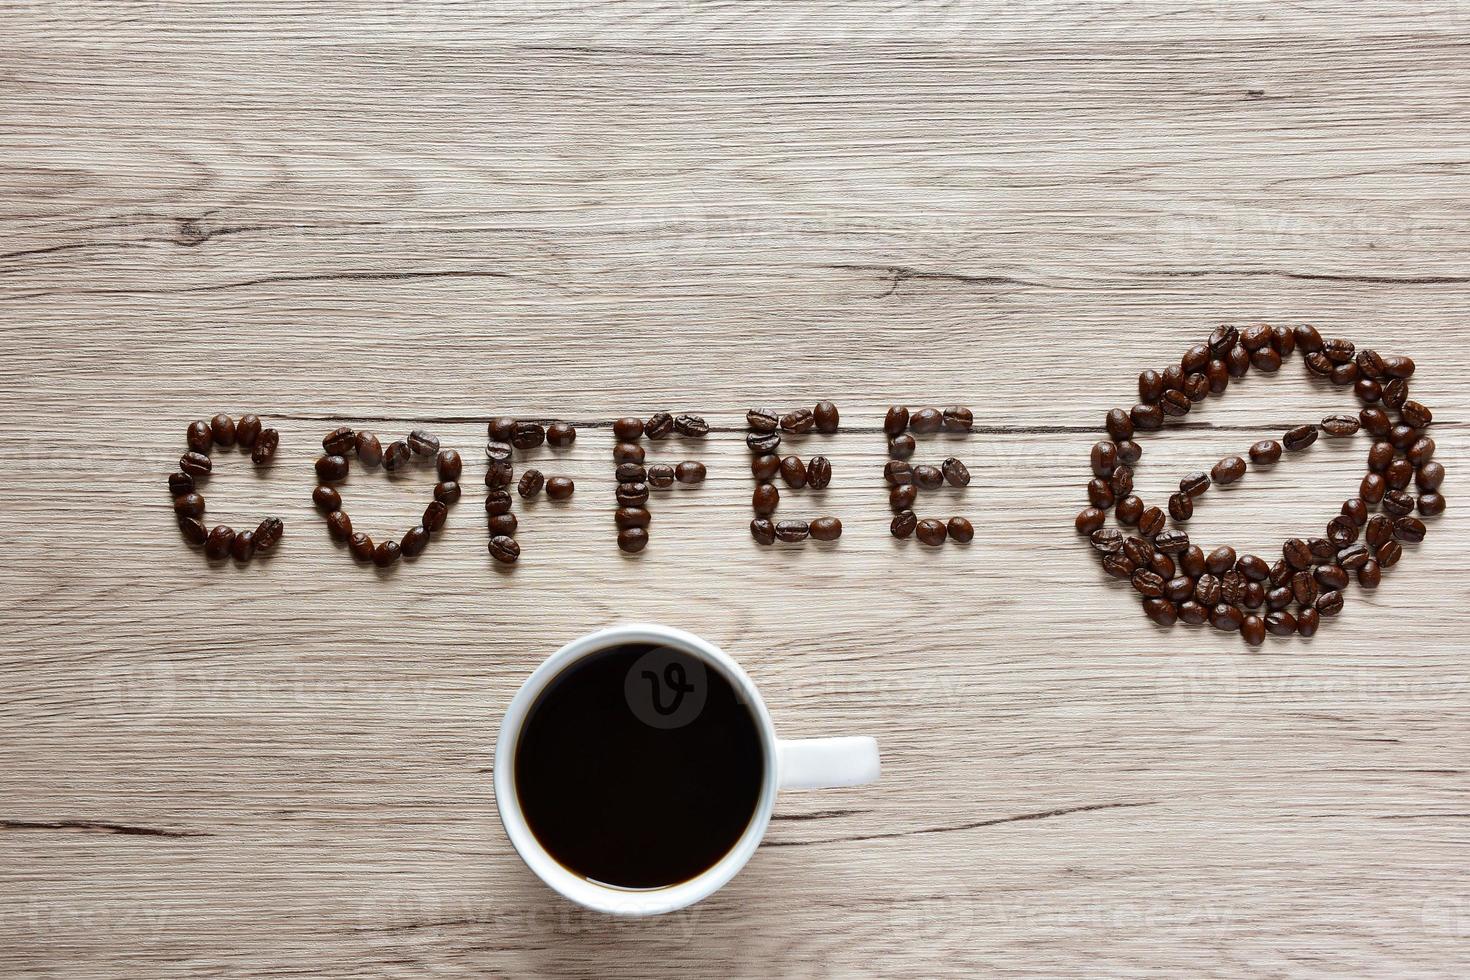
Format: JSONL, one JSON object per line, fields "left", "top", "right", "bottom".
{"left": 3, "top": 2, "right": 1469, "bottom": 976}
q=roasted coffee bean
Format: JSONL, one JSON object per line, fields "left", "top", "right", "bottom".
{"left": 1360, "top": 407, "right": 1391, "bottom": 437}
{"left": 1091, "top": 528, "right": 1124, "bottom": 554}
{"left": 1091, "top": 441, "right": 1118, "bottom": 478}
{"left": 1138, "top": 507, "right": 1166, "bottom": 538}
{"left": 1206, "top": 359, "right": 1230, "bottom": 394}
{"left": 1416, "top": 460, "right": 1444, "bottom": 492}
{"left": 1309, "top": 537, "right": 1336, "bottom": 563}
{"left": 1291, "top": 570, "right": 1318, "bottom": 606}
{"left": 1116, "top": 495, "right": 1144, "bottom": 526}
{"left": 1337, "top": 541, "right": 1371, "bottom": 571}
{"left": 1315, "top": 590, "right": 1343, "bottom": 616}
{"left": 488, "top": 417, "right": 516, "bottom": 442}
{"left": 940, "top": 406, "right": 973, "bottom": 432}
{"left": 781, "top": 408, "right": 815, "bottom": 434}
{"left": 1274, "top": 325, "right": 1297, "bottom": 355}
{"left": 1131, "top": 569, "right": 1165, "bottom": 598}
{"left": 168, "top": 471, "right": 195, "bottom": 496}
{"left": 312, "top": 486, "right": 342, "bottom": 513}
{"left": 1212, "top": 455, "right": 1247, "bottom": 485}
{"left": 1076, "top": 507, "right": 1106, "bottom": 535}
{"left": 748, "top": 431, "right": 782, "bottom": 454}
{"left": 384, "top": 440, "right": 411, "bottom": 471}
{"left": 1267, "top": 586, "right": 1293, "bottom": 611}
{"left": 1180, "top": 472, "right": 1210, "bottom": 498}
{"left": 350, "top": 431, "right": 381, "bottom": 467}
{"left": 617, "top": 528, "right": 649, "bottom": 553}
{"left": 940, "top": 457, "right": 969, "bottom": 488}
{"left": 616, "top": 463, "right": 646, "bottom": 484}
{"left": 891, "top": 484, "right": 918, "bottom": 512}
{"left": 1220, "top": 571, "right": 1248, "bottom": 606}
{"left": 1389, "top": 423, "right": 1419, "bottom": 451}
{"left": 1149, "top": 551, "right": 1177, "bottom": 580}
{"left": 779, "top": 455, "right": 807, "bottom": 488}
{"left": 1360, "top": 472, "right": 1386, "bottom": 503}
{"left": 1182, "top": 343, "right": 1211, "bottom": 373}
{"left": 1331, "top": 361, "right": 1359, "bottom": 385}
{"left": 810, "top": 516, "right": 843, "bottom": 541}
{"left": 1283, "top": 425, "right": 1318, "bottom": 451}
{"left": 178, "top": 516, "right": 207, "bottom": 545}
{"left": 674, "top": 461, "right": 706, "bottom": 485}
{"left": 646, "top": 464, "right": 675, "bottom": 488}
{"left": 173, "top": 492, "right": 205, "bottom": 518}
{"left": 1106, "top": 408, "right": 1134, "bottom": 441}
{"left": 180, "top": 451, "right": 212, "bottom": 477}
{"left": 1407, "top": 437, "right": 1435, "bottom": 466}
{"left": 814, "top": 401, "right": 840, "bottom": 433}
{"left": 1239, "top": 324, "right": 1270, "bottom": 351}
{"left": 1131, "top": 403, "right": 1164, "bottom": 430}
{"left": 226, "top": 415, "right": 259, "bottom": 450}
{"left": 1269, "top": 559, "right": 1292, "bottom": 587}
{"left": 1292, "top": 323, "right": 1323, "bottom": 352}
{"left": 547, "top": 422, "right": 577, "bottom": 447}
{"left": 1252, "top": 346, "right": 1283, "bottom": 373}
{"left": 1296, "top": 606, "right": 1320, "bottom": 637}
{"left": 888, "top": 434, "right": 916, "bottom": 459}
{"left": 1155, "top": 529, "right": 1189, "bottom": 554}
{"left": 346, "top": 531, "right": 374, "bottom": 562}
{"left": 1227, "top": 344, "right": 1251, "bottom": 377}
{"left": 1341, "top": 497, "right": 1368, "bottom": 527}
{"left": 546, "top": 477, "right": 574, "bottom": 500}
{"left": 1194, "top": 574, "right": 1222, "bottom": 606}
{"left": 1168, "top": 492, "right": 1193, "bottom": 521}
{"left": 915, "top": 518, "right": 947, "bottom": 546}
{"left": 645, "top": 412, "right": 675, "bottom": 439}
{"left": 1160, "top": 389, "right": 1191, "bottom": 417}
{"left": 1201, "top": 546, "right": 1234, "bottom": 576}
{"left": 750, "top": 518, "right": 776, "bottom": 545}
{"left": 1393, "top": 516, "right": 1426, "bottom": 542}
{"left": 910, "top": 408, "right": 943, "bottom": 434}
{"left": 1401, "top": 400, "right": 1433, "bottom": 429}
{"left": 1382, "top": 489, "right": 1415, "bottom": 517}
{"left": 1239, "top": 615, "right": 1265, "bottom": 646}
{"left": 1305, "top": 351, "right": 1334, "bottom": 377}
{"left": 1357, "top": 348, "right": 1389, "bottom": 380}
{"left": 436, "top": 449, "right": 462, "bottom": 482}
{"left": 1320, "top": 414, "right": 1359, "bottom": 438}
{"left": 323, "top": 426, "right": 356, "bottom": 455}
{"left": 1211, "top": 603, "right": 1243, "bottom": 632}
{"left": 673, "top": 414, "right": 709, "bottom": 437}
{"left": 422, "top": 500, "right": 448, "bottom": 533}
{"left": 1326, "top": 515, "right": 1359, "bottom": 548}
{"left": 613, "top": 417, "right": 644, "bottom": 441}
{"left": 1356, "top": 559, "right": 1381, "bottom": 589}
{"left": 510, "top": 422, "right": 544, "bottom": 450}
{"left": 746, "top": 409, "right": 779, "bottom": 432}
{"left": 891, "top": 510, "right": 918, "bottom": 539}
{"left": 488, "top": 513, "right": 518, "bottom": 537}
{"left": 316, "top": 455, "right": 349, "bottom": 481}
{"left": 1162, "top": 364, "right": 1185, "bottom": 391}
{"left": 489, "top": 535, "right": 521, "bottom": 564}
{"left": 1266, "top": 610, "right": 1297, "bottom": 636}
{"left": 1321, "top": 337, "right": 1354, "bottom": 364}
{"left": 615, "top": 506, "right": 650, "bottom": 529}
{"left": 886, "top": 460, "right": 913, "bottom": 487}
{"left": 1249, "top": 440, "right": 1282, "bottom": 465}
{"left": 752, "top": 454, "right": 780, "bottom": 481}
{"left": 753, "top": 483, "right": 779, "bottom": 515}
{"left": 1283, "top": 538, "right": 1312, "bottom": 570}
{"left": 1102, "top": 553, "right": 1134, "bottom": 580}
{"left": 1236, "top": 554, "right": 1270, "bottom": 582}
{"left": 1180, "top": 546, "right": 1206, "bottom": 578}
{"left": 1418, "top": 492, "right": 1445, "bottom": 516}
{"left": 433, "top": 480, "right": 460, "bottom": 505}
{"left": 1367, "top": 442, "right": 1394, "bottom": 472}
{"left": 185, "top": 420, "right": 214, "bottom": 454}
{"left": 1123, "top": 537, "right": 1153, "bottom": 568}
{"left": 614, "top": 442, "right": 645, "bottom": 465}
{"left": 1355, "top": 378, "right": 1382, "bottom": 403}
{"left": 1365, "top": 514, "right": 1395, "bottom": 549}
{"left": 1110, "top": 466, "right": 1133, "bottom": 498}
{"left": 518, "top": 469, "right": 545, "bottom": 498}
{"left": 946, "top": 517, "right": 973, "bottom": 543}
{"left": 1164, "top": 575, "right": 1194, "bottom": 603}
{"left": 775, "top": 519, "right": 810, "bottom": 543}
{"left": 884, "top": 406, "right": 910, "bottom": 434}
{"left": 253, "top": 517, "right": 283, "bottom": 553}
{"left": 1384, "top": 354, "right": 1415, "bottom": 378}
{"left": 1315, "top": 564, "right": 1349, "bottom": 591}
{"left": 1377, "top": 540, "right": 1403, "bottom": 567}
{"left": 805, "top": 456, "right": 831, "bottom": 490}
{"left": 617, "top": 482, "right": 650, "bottom": 507}
{"left": 400, "top": 525, "right": 431, "bottom": 558}
{"left": 485, "top": 461, "right": 514, "bottom": 488}
{"left": 1117, "top": 440, "right": 1142, "bottom": 465}
{"left": 201, "top": 414, "right": 235, "bottom": 449}
{"left": 404, "top": 428, "right": 438, "bottom": 456}
{"left": 1208, "top": 324, "right": 1239, "bottom": 357}
{"left": 914, "top": 465, "right": 944, "bottom": 491}
{"left": 1383, "top": 378, "right": 1408, "bottom": 410}
{"left": 203, "top": 524, "right": 235, "bottom": 560}
{"left": 1143, "top": 599, "right": 1178, "bottom": 627}
{"left": 1088, "top": 478, "right": 1115, "bottom": 509}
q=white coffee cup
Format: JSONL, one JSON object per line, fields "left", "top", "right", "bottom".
{"left": 494, "top": 623, "right": 880, "bottom": 916}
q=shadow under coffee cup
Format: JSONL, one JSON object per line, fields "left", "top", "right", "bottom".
{"left": 494, "top": 623, "right": 880, "bottom": 915}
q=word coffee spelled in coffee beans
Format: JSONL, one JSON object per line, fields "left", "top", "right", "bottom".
{"left": 1077, "top": 324, "right": 1442, "bottom": 644}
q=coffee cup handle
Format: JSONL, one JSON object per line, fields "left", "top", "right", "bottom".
{"left": 776, "top": 736, "right": 880, "bottom": 790}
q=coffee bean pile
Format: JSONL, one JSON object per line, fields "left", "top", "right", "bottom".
{"left": 486, "top": 417, "right": 577, "bottom": 564}
{"left": 170, "top": 414, "right": 284, "bottom": 562}
{"left": 314, "top": 426, "right": 461, "bottom": 568}
{"left": 882, "top": 406, "right": 973, "bottom": 545}
{"left": 1078, "top": 324, "right": 1444, "bottom": 645}
{"left": 614, "top": 414, "right": 708, "bottom": 553}
{"left": 746, "top": 402, "right": 842, "bottom": 544}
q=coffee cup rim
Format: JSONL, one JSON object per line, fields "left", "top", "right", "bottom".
{"left": 493, "top": 623, "right": 780, "bottom": 915}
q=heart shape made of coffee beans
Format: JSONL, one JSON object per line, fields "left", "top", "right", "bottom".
{"left": 313, "top": 426, "right": 461, "bottom": 568}
{"left": 170, "top": 413, "right": 284, "bottom": 562}
{"left": 1077, "top": 323, "right": 1443, "bottom": 645}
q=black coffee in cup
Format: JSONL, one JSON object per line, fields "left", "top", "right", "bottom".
{"left": 512, "top": 642, "right": 765, "bottom": 889}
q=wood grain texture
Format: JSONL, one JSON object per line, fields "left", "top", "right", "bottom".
{"left": 3, "top": 2, "right": 1469, "bottom": 976}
